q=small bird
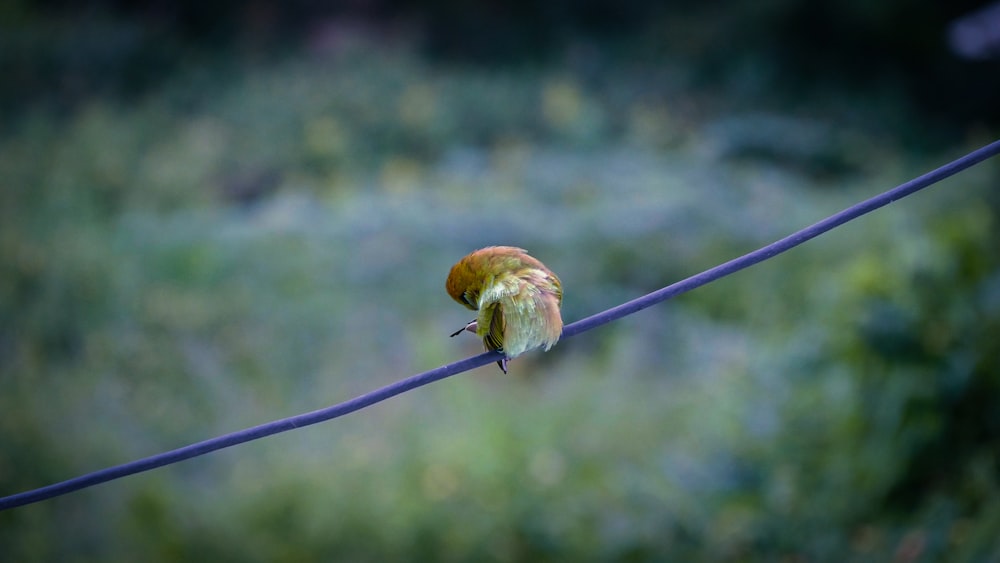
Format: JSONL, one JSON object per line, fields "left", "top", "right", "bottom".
{"left": 446, "top": 246, "right": 563, "bottom": 373}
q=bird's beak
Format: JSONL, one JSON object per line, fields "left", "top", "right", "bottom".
{"left": 449, "top": 320, "right": 478, "bottom": 337}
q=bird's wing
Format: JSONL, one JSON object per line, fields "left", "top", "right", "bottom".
{"left": 499, "top": 281, "right": 561, "bottom": 358}
{"left": 476, "top": 274, "right": 521, "bottom": 354}
{"left": 477, "top": 270, "right": 562, "bottom": 359}
{"left": 479, "top": 301, "right": 505, "bottom": 353}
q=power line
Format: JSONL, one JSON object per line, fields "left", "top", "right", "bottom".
{"left": 2, "top": 139, "right": 998, "bottom": 511}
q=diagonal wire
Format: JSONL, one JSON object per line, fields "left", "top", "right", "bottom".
{"left": 2, "top": 139, "right": 999, "bottom": 511}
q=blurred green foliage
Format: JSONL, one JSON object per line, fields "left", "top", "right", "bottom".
{"left": 2, "top": 6, "right": 1000, "bottom": 562}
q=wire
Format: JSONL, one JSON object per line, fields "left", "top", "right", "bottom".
{"left": 2, "top": 139, "right": 998, "bottom": 511}
{"left": 564, "top": 139, "right": 1000, "bottom": 337}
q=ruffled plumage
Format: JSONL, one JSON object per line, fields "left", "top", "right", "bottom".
{"left": 446, "top": 246, "right": 563, "bottom": 372}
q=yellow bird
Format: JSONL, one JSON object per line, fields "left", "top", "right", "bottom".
{"left": 445, "top": 246, "right": 563, "bottom": 372}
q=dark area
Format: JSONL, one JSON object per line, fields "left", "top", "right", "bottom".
{"left": 3, "top": 1, "right": 999, "bottom": 140}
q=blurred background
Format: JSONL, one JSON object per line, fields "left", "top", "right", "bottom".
{"left": 2, "top": 0, "right": 999, "bottom": 560}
